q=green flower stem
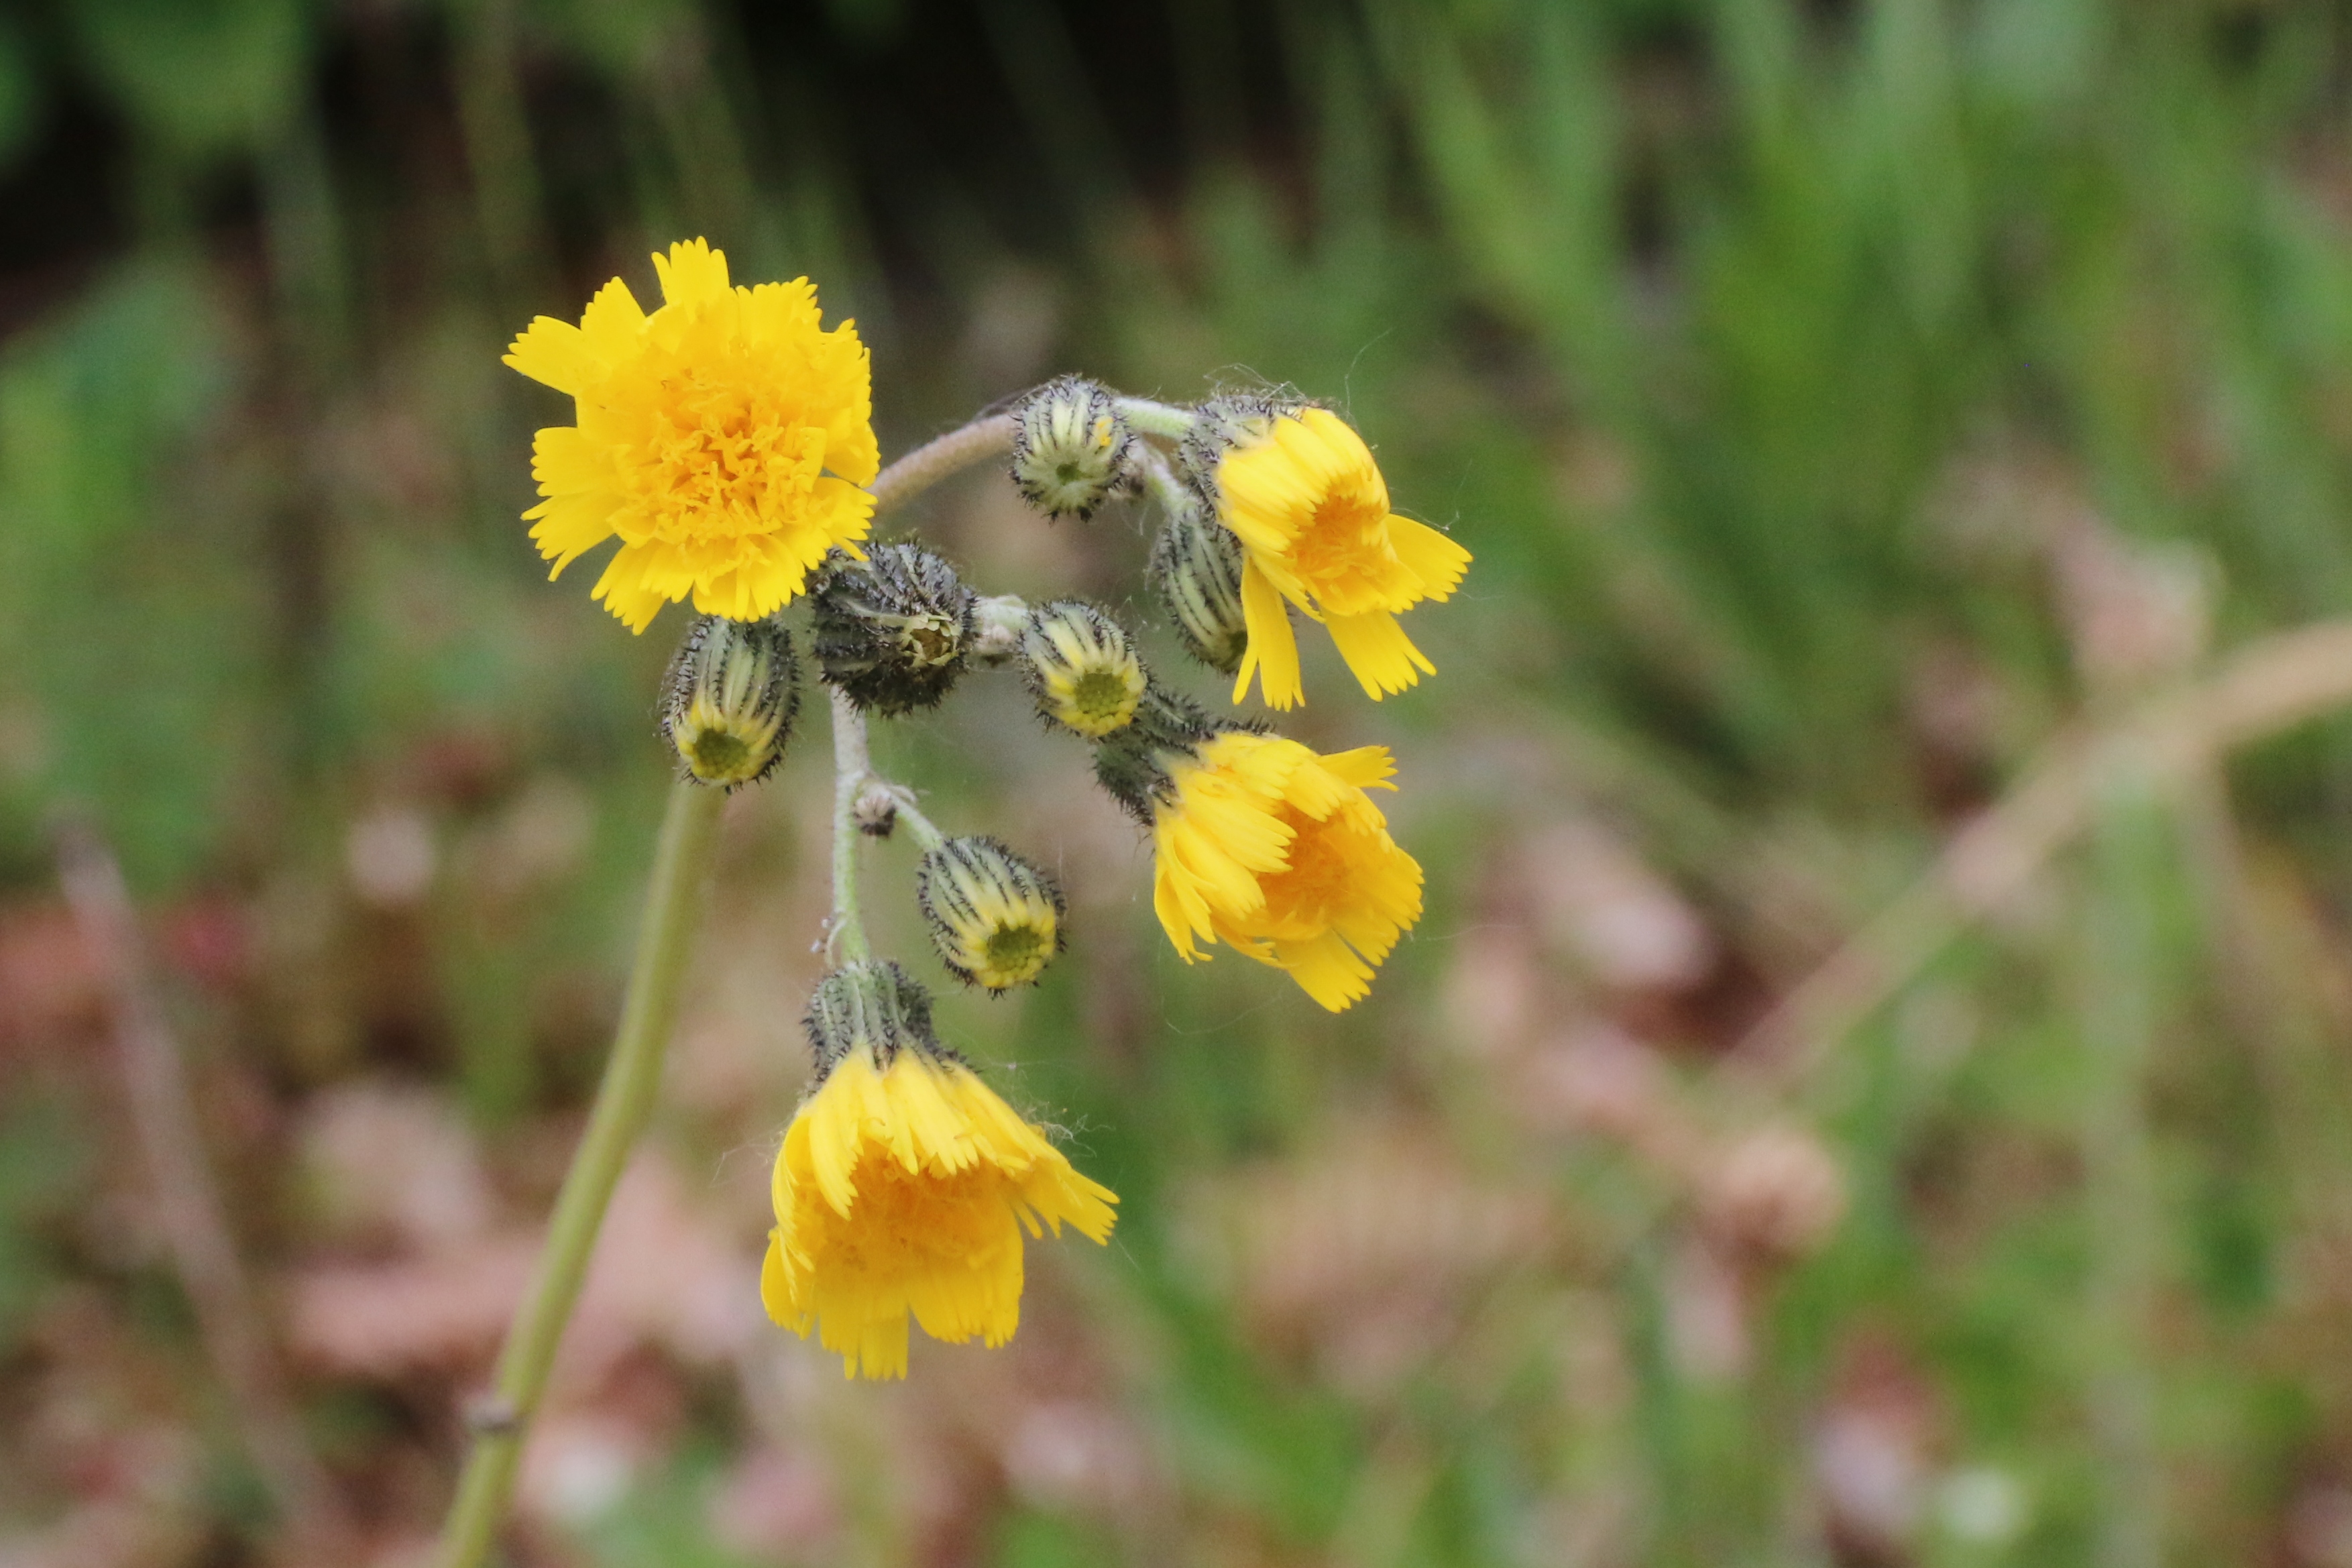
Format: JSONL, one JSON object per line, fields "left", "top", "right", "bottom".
{"left": 1136, "top": 445, "right": 1192, "bottom": 511}
{"left": 435, "top": 779, "right": 726, "bottom": 1568}
{"left": 829, "top": 689, "right": 876, "bottom": 963}
{"left": 1115, "top": 396, "right": 1197, "bottom": 440}
{"left": 888, "top": 791, "right": 948, "bottom": 852}
{"left": 867, "top": 412, "right": 1015, "bottom": 518}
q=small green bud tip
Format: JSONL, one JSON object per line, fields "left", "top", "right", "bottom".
{"left": 1021, "top": 600, "right": 1147, "bottom": 738}
{"left": 810, "top": 544, "right": 978, "bottom": 716}
{"left": 662, "top": 614, "right": 801, "bottom": 789}
{"left": 1148, "top": 498, "right": 1251, "bottom": 676}
{"left": 1010, "top": 376, "right": 1135, "bottom": 522}
{"left": 804, "top": 959, "right": 945, "bottom": 1078}
{"left": 916, "top": 836, "right": 1066, "bottom": 992}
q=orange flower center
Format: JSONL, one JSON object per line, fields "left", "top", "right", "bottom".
{"left": 1284, "top": 469, "right": 1394, "bottom": 610}
{"left": 622, "top": 366, "right": 826, "bottom": 542}
{"left": 1253, "top": 806, "right": 1365, "bottom": 938}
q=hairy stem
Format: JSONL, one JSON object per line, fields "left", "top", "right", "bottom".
{"left": 1115, "top": 396, "right": 1197, "bottom": 440}
{"left": 867, "top": 412, "right": 1016, "bottom": 518}
{"left": 830, "top": 689, "right": 875, "bottom": 963}
{"left": 435, "top": 780, "right": 726, "bottom": 1568}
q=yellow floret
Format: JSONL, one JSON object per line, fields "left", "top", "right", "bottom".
{"left": 504, "top": 238, "right": 880, "bottom": 631}
{"left": 1211, "top": 407, "right": 1472, "bottom": 710}
{"left": 1150, "top": 730, "right": 1425, "bottom": 1011}
{"left": 763, "top": 1046, "right": 1117, "bottom": 1380}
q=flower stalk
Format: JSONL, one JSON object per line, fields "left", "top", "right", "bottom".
{"left": 435, "top": 779, "right": 726, "bottom": 1568}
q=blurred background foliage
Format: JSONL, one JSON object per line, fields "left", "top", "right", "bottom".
{"left": 7, "top": 0, "right": 2352, "bottom": 1564}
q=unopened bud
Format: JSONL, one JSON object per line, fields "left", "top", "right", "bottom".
{"left": 661, "top": 614, "right": 801, "bottom": 789}
{"left": 1022, "top": 600, "right": 1146, "bottom": 738}
{"left": 810, "top": 545, "right": 977, "bottom": 716}
{"left": 1010, "top": 376, "right": 1134, "bottom": 522}
{"left": 1148, "top": 496, "right": 1249, "bottom": 675}
{"left": 852, "top": 781, "right": 901, "bottom": 837}
{"left": 804, "top": 960, "right": 945, "bottom": 1078}
{"left": 917, "top": 836, "right": 1065, "bottom": 991}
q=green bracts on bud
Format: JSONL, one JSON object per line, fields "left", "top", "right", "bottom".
{"left": 804, "top": 959, "right": 947, "bottom": 1078}
{"left": 662, "top": 614, "right": 801, "bottom": 789}
{"left": 1010, "top": 376, "right": 1135, "bottom": 522}
{"left": 1022, "top": 600, "right": 1146, "bottom": 738}
{"left": 810, "top": 545, "right": 978, "bottom": 716}
{"left": 1089, "top": 681, "right": 1231, "bottom": 822}
{"left": 917, "top": 837, "right": 1066, "bottom": 992}
{"left": 1148, "top": 497, "right": 1250, "bottom": 676}
{"left": 1174, "top": 390, "right": 1306, "bottom": 502}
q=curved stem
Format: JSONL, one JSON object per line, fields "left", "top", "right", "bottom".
{"left": 828, "top": 689, "right": 875, "bottom": 963}
{"left": 890, "top": 791, "right": 948, "bottom": 852}
{"left": 1115, "top": 396, "right": 1196, "bottom": 440}
{"left": 1135, "top": 444, "right": 1192, "bottom": 512}
{"left": 867, "top": 413, "right": 1015, "bottom": 519}
{"left": 435, "top": 780, "right": 726, "bottom": 1568}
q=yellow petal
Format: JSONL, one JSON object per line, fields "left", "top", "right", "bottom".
{"left": 653, "top": 237, "right": 732, "bottom": 310}
{"left": 1324, "top": 608, "right": 1435, "bottom": 699}
{"left": 1233, "top": 556, "right": 1304, "bottom": 710}
{"left": 504, "top": 317, "right": 596, "bottom": 395}
{"left": 1386, "top": 514, "right": 1473, "bottom": 601}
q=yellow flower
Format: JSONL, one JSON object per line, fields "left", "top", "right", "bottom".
{"left": 1209, "top": 406, "right": 1471, "bottom": 710}
{"left": 1151, "top": 730, "right": 1424, "bottom": 1011}
{"left": 763, "top": 966, "right": 1116, "bottom": 1379}
{"left": 504, "top": 239, "right": 879, "bottom": 632}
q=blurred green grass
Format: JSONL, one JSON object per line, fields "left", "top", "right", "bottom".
{"left": 5, "top": 1, "right": 2352, "bottom": 1565}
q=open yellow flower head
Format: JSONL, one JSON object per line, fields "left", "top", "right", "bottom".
{"left": 1196, "top": 403, "right": 1471, "bottom": 710}
{"left": 505, "top": 239, "right": 880, "bottom": 631}
{"left": 1151, "top": 730, "right": 1424, "bottom": 1011}
{"left": 763, "top": 962, "right": 1117, "bottom": 1380}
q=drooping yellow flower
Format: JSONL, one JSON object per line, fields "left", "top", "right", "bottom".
{"left": 505, "top": 239, "right": 880, "bottom": 631}
{"left": 1151, "top": 730, "right": 1424, "bottom": 1011}
{"left": 763, "top": 964, "right": 1116, "bottom": 1379}
{"left": 1207, "top": 406, "right": 1471, "bottom": 710}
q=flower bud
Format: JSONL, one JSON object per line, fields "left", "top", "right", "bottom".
{"left": 1009, "top": 376, "right": 1134, "bottom": 522}
{"left": 916, "top": 836, "right": 1066, "bottom": 991}
{"left": 1174, "top": 389, "right": 1305, "bottom": 500}
{"left": 803, "top": 958, "right": 944, "bottom": 1078}
{"left": 661, "top": 614, "right": 801, "bottom": 789}
{"left": 1021, "top": 600, "right": 1146, "bottom": 738}
{"left": 1089, "top": 681, "right": 1229, "bottom": 821}
{"left": 809, "top": 544, "right": 977, "bottom": 715}
{"left": 1147, "top": 496, "right": 1249, "bottom": 675}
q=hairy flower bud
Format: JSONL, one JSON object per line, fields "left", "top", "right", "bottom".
{"left": 661, "top": 614, "right": 801, "bottom": 788}
{"left": 1089, "top": 681, "right": 1231, "bottom": 821}
{"left": 809, "top": 544, "right": 977, "bottom": 715}
{"left": 1148, "top": 496, "right": 1250, "bottom": 675}
{"left": 803, "top": 959, "right": 945, "bottom": 1078}
{"left": 1009, "top": 376, "right": 1134, "bottom": 522}
{"left": 917, "top": 837, "right": 1066, "bottom": 991}
{"left": 1022, "top": 600, "right": 1147, "bottom": 738}
{"left": 1174, "top": 389, "right": 1304, "bottom": 496}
